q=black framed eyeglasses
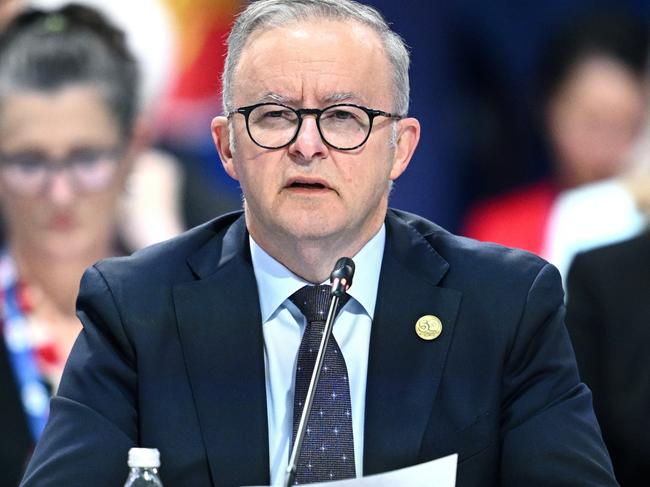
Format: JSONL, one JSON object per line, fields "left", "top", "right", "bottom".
{"left": 227, "top": 102, "right": 403, "bottom": 150}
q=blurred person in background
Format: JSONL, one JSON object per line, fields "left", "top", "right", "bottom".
{"left": 558, "top": 62, "right": 650, "bottom": 484}
{"left": 0, "top": 5, "right": 139, "bottom": 485}
{"left": 542, "top": 116, "right": 650, "bottom": 280}
{"left": 18, "top": 0, "right": 240, "bottom": 249}
{"left": 565, "top": 229, "right": 650, "bottom": 486}
{"left": 462, "top": 9, "right": 649, "bottom": 261}
{"left": 27, "top": 0, "right": 186, "bottom": 249}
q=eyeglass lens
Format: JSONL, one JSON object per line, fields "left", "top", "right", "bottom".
{"left": 247, "top": 104, "right": 372, "bottom": 149}
{"left": 0, "top": 149, "right": 119, "bottom": 196}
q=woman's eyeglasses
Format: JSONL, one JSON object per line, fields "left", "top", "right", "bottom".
{"left": 0, "top": 147, "right": 122, "bottom": 196}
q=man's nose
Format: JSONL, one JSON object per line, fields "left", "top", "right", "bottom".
{"left": 288, "top": 116, "right": 328, "bottom": 162}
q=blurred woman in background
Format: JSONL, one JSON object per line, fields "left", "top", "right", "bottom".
{"left": 0, "top": 5, "right": 138, "bottom": 485}
{"left": 462, "top": 9, "right": 649, "bottom": 260}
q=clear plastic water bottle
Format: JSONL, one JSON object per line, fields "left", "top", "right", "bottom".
{"left": 123, "top": 448, "right": 164, "bottom": 486}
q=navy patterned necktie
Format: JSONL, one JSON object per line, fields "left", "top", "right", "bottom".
{"left": 289, "top": 285, "right": 356, "bottom": 484}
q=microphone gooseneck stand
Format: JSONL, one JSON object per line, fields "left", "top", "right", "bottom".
{"left": 284, "top": 257, "right": 356, "bottom": 487}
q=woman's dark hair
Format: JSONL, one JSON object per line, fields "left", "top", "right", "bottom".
{"left": 538, "top": 8, "right": 650, "bottom": 106}
{"left": 0, "top": 3, "right": 139, "bottom": 138}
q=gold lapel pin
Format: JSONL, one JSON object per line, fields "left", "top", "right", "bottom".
{"left": 415, "top": 315, "right": 443, "bottom": 341}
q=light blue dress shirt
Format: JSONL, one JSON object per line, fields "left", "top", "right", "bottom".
{"left": 250, "top": 226, "right": 385, "bottom": 486}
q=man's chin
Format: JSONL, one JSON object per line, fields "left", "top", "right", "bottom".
{"left": 279, "top": 222, "right": 342, "bottom": 241}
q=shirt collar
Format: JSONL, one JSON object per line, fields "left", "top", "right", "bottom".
{"left": 250, "top": 225, "right": 385, "bottom": 323}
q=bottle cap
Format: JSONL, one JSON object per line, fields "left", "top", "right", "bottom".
{"left": 128, "top": 448, "right": 160, "bottom": 468}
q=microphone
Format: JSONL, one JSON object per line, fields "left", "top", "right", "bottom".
{"left": 330, "top": 257, "right": 355, "bottom": 297}
{"left": 285, "top": 257, "right": 356, "bottom": 487}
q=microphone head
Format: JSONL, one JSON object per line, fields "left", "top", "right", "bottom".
{"left": 330, "top": 257, "right": 355, "bottom": 296}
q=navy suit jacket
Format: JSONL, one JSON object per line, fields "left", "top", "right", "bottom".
{"left": 566, "top": 230, "right": 650, "bottom": 486}
{"left": 21, "top": 210, "right": 616, "bottom": 486}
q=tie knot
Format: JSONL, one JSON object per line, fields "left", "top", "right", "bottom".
{"left": 289, "top": 285, "right": 349, "bottom": 323}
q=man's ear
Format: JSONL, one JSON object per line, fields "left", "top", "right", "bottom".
{"left": 211, "top": 115, "right": 239, "bottom": 181}
{"left": 389, "top": 117, "right": 420, "bottom": 181}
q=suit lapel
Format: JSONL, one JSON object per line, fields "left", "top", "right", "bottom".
{"left": 174, "top": 217, "right": 270, "bottom": 486}
{"left": 364, "top": 212, "right": 461, "bottom": 474}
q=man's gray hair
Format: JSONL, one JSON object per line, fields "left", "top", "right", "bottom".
{"left": 222, "top": 0, "right": 410, "bottom": 115}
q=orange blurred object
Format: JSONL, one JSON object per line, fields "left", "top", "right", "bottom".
{"left": 160, "top": 0, "right": 242, "bottom": 142}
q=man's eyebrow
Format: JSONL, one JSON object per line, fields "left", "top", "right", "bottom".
{"left": 322, "top": 92, "right": 361, "bottom": 104}
{"left": 257, "top": 92, "right": 295, "bottom": 104}
{"left": 254, "top": 92, "right": 366, "bottom": 106}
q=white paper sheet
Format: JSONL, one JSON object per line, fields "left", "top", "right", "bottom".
{"left": 244, "top": 453, "right": 457, "bottom": 487}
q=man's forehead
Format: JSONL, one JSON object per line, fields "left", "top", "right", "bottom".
{"left": 244, "top": 16, "right": 374, "bottom": 46}
{"left": 231, "top": 18, "right": 391, "bottom": 106}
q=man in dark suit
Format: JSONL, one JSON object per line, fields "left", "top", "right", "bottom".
{"left": 22, "top": 0, "right": 616, "bottom": 485}
{"left": 566, "top": 230, "right": 650, "bottom": 486}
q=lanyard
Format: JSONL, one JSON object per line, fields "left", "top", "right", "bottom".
{"left": 2, "top": 280, "right": 50, "bottom": 441}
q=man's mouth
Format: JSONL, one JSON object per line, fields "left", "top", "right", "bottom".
{"left": 285, "top": 177, "right": 332, "bottom": 192}
{"left": 289, "top": 181, "right": 327, "bottom": 189}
